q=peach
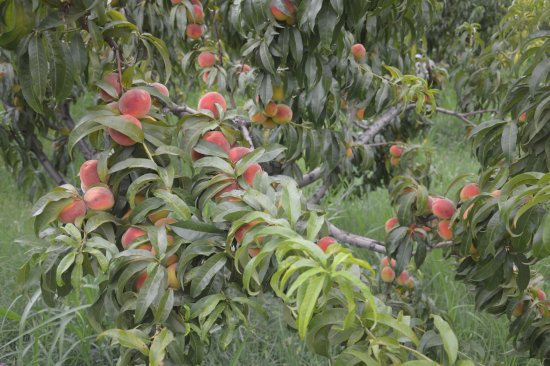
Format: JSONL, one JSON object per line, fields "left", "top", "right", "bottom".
{"left": 460, "top": 183, "right": 480, "bottom": 202}
{"left": 390, "top": 156, "right": 400, "bottom": 166}
{"left": 272, "top": 84, "right": 284, "bottom": 101}
{"left": 355, "top": 108, "right": 365, "bottom": 119}
{"left": 198, "top": 92, "right": 227, "bottom": 118}
{"left": 512, "top": 302, "right": 524, "bottom": 317}
{"left": 154, "top": 217, "right": 177, "bottom": 227}
{"left": 165, "top": 254, "right": 178, "bottom": 266}
{"left": 202, "top": 71, "right": 210, "bottom": 83}
{"left": 118, "top": 89, "right": 151, "bottom": 118}
{"left": 106, "top": 101, "right": 119, "bottom": 112}
{"left": 79, "top": 160, "right": 101, "bottom": 191}
{"left": 270, "top": 3, "right": 289, "bottom": 21}
{"left": 262, "top": 119, "right": 277, "bottom": 129}
{"left": 518, "top": 112, "right": 526, "bottom": 124}
{"left": 346, "top": 146, "right": 353, "bottom": 158}
{"left": 167, "top": 263, "right": 181, "bottom": 289}
{"left": 351, "top": 44, "right": 366, "bottom": 61}
{"left": 241, "top": 64, "right": 251, "bottom": 73}
{"left": 381, "top": 266, "right": 395, "bottom": 283}
{"left": 137, "top": 244, "right": 156, "bottom": 255}
{"left": 228, "top": 146, "right": 251, "bottom": 164}
{"left": 186, "top": 4, "right": 204, "bottom": 23}
{"left": 58, "top": 198, "right": 87, "bottom": 224}
{"left": 214, "top": 180, "right": 240, "bottom": 202}
{"left": 463, "top": 204, "right": 473, "bottom": 220}
{"left": 171, "top": 0, "right": 182, "bottom": 3}
{"left": 248, "top": 248, "right": 261, "bottom": 257}
{"left": 385, "top": 217, "right": 399, "bottom": 233}
{"left": 204, "top": 131, "right": 230, "bottom": 153}
{"left": 148, "top": 210, "right": 169, "bottom": 224}
{"left": 270, "top": 0, "right": 296, "bottom": 24}
{"left": 381, "top": 256, "right": 396, "bottom": 268}
{"left": 151, "top": 82, "right": 169, "bottom": 97}
{"left": 250, "top": 112, "right": 267, "bottom": 124}
{"left": 186, "top": 24, "right": 203, "bottom": 40}
{"left": 108, "top": 114, "right": 142, "bottom": 146}
{"left": 197, "top": 51, "right": 216, "bottom": 68}
{"left": 432, "top": 198, "right": 455, "bottom": 220}
{"left": 438, "top": 220, "right": 453, "bottom": 240}
{"left": 135, "top": 272, "right": 148, "bottom": 290}
{"left": 264, "top": 101, "right": 278, "bottom": 117}
{"left": 121, "top": 226, "right": 147, "bottom": 249}
{"left": 273, "top": 104, "right": 293, "bottom": 124}
{"left": 396, "top": 270, "right": 410, "bottom": 286}
{"left": 84, "top": 186, "right": 114, "bottom": 211}
{"left": 491, "top": 190, "right": 501, "bottom": 198}
{"left": 243, "top": 163, "right": 263, "bottom": 185}
{"left": 235, "top": 220, "right": 262, "bottom": 244}
{"left": 389, "top": 145, "right": 403, "bottom": 158}
{"left": 318, "top": 236, "right": 336, "bottom": 252}
{"left": 537, "top": 289, "right": 547, "bottom": 301}
{"left": 99, "top": 73, "right": 121, "bottom": 101}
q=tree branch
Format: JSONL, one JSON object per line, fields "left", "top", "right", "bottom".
{"left": 357, "top": 104, "right": 416, "bottom": 144}
{"left": 327, "top": 223, "right": 387, "bottom": 254}
{"left": 59, "top": 103, "right": 96, "bottom": 160}
{"left": 29, "top": 135, "right": 67, "bottom": 185}
{"left": 105, "top": 37, "right": 124, "bottom": 89}
{"left": 298, "top": 167, "right": 323, "bottom": 188}
{"left": 308, "top": 184, "right": 328, "bottom": 205}
{"left": 434, "top": 107, "right": 496, "bottom": 127}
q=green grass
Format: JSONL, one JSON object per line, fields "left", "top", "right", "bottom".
{"left": 0, "top": 89, "right": 547, "bottom": 365}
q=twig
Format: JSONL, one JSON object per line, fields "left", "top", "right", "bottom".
{"left": 298, "top": 167, "right": 323, "bottom": 188}
{"left": 434, "top": 107, "right": 495, "bottom": 127}
{"left": 29, "top": 135, "right": 67, "bottom": 185}
{"left": 105, "top": 37, "right": 124, "bottom": 89}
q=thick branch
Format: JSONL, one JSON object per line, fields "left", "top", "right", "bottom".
{"left": 358, "top": 104, "right": 416, "bottom": 144}
{"left": 308, "top": 184, "right": 328, "bottom": 205}
{"left": 298, "top": 167, "right": 323, "bottom": 188}
{"left": 327, "top": 223, "right": 387, "bottom": 254}
{"left": 29, "top": 136, "right": 67, "bottom": 185}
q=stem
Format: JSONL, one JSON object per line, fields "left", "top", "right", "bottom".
{"left": 106, "top": 37, "right": 124, "bottom": 89}
{"left": 29, "top": 135, "right": 67, "bottom": 185}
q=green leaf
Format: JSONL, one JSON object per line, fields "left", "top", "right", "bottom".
{"left": 56, "top": 251, "right": 76, "bottom": 287}
{"left": 190, "top": 253, "right": 227, "bottom": 298}
{"left": 108, "top": 158, "right": 158, "bottom": 174}
{"left": 28, "top": 33, "right": 48, "bottom": 103}
{"left": 306, "top": 212, "right": 324, "bottom": 241}
{"left": 432, "top": 314, "right": 458, "bottom": 365}
{"left": 297, "top": 275, "right": 325, "bottom": 339}
{"left": 281, "top": 182, "right": 301, "bottom": 227}
{"left": 140, "top": 33, "right": 172, "bottom": 82}
{"left": 135, "top": 265, "right": 165, "bottom": 323}
{"left": 501, "top": 122, "right": 517, "bottom": 163}
{"left": 259, "top": 41, "right": 276, "bottom": 74}
{"left": 99, "top": 329, "right": 150, "bottom": 356}
{"left": 45, "top": 32, "right": 73, "bottom": 101}
{"left": 533, "top": 212, "right": 550, "bottom": 258}
{"left": 149, "top": 328, "right": 174, "bottom": 366}
{"left": 154, "top": 190, "right": 191, "bottom": 221}
{"left": 95, "top": 115, "right": 144, "bottom": 144}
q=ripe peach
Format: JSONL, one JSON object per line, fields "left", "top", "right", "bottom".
{"left": 148, "top": 210, "right": 169, "bottom": 224}
{"left": 121, "top": 226, "right": 147, "bottom": 249}
{"left": 273, "top": 104, "right": 293, "bottom": 124}
{"left": 118, "top": 89, "right": 151, "bottom": 118}
{"left": 381, "top": 266, "right": 395, "bottom": 283}
{"left": 537, "top": 289, "right": 547, "bottom": 301}
{"left": 381, "top": 256, "right": 396, "bottom": 268}
{"left": 460, "top": 183, "right": 480, "bottom": 202}
{"left": 58, "top": 198, "right": 87, "bottom": 224}
{"left": 197, "top": 51, "right": 216, "bottom": 68}
{"left": 396, "top": 270, "right": 410, "bottom": 286}
{"left": 235, "top": 220, "right": 262, "bottom": 244}
{"left": 99, "top": 73, "right": 122, "bottom": 101}
{"left": 248, "top": 248, "right": 261, "bottom": 257}
{"left": 106, "top": 101, "right": 119, "bottom": 112}
{"left": 84, "top": 186, "right": 115, "bottom": 211}
{"left": 135, "top": 272, "right": 148, "bottom": 290}
{"left": 79, "top": 160, "right": 101, "bottom": 192}
{"left": 270, "top": 2, "right": 289, "bottom": 21}
{"left": 518, "top": 112, "right": 526, "bottom": 124}
{"left": 243, "top": 163, "right": 263, "bottom": 185}
{"left": 202, "top": 71, "right": 210, "bottom": 83}
{"left": 137, "top": 244, "right": 156, "bottom": 255}
{"left": 186, "top": 4, "right": 204, "bottom": 23}
{"left": 390, "top": 156, "right": 400, "bottom": 166}
{"left": 198, "top": 92, "right": 227, "bottom": 118}
{"left": 272, "top": 84, "right": 284, "bottom": 101}
{"left": 389, "top": 145, "right": 404, "bottom": 158}
{"left": 355, "top": 108, "right": 365, "bottom": 120}
{"left": 512, "top": 302, "right": 524, "bottom": 317}
{"left": 214, "top": 179, "right": 240, "bottom": 202}
{"left": 167, "top": 263, "right": 181, "bottom": 289}
{"left": 318, "top": 236, "right": 336, "bottom": 252}
{"left": 250, "top": 112, "right": 267, "bottom": 124}
{"left": 186, "top": 24, "right": 203, "bottom": 40}
{"left": 264, "top": 101, "right": 278, "bottom": 117}
{"left": 201, "top": 131, "right": 231, "bottom": 155}
{"left": 438, "top": 220, "right": 453, "bottom": 240}
{"left": 151, "top": 82, "right": 169, "bottom": 97}
{"left": 154, "top": 217, "right": 177, "bottom": 228}
{"left": 351, "top": 44, "right": 366, "bottom": 61}
{"left": 262, "top": 119, "right": 277, "bottom": 129}
{"left": 491, "top": 190, "right": 501, "bottom": 198}
{"left": 165, "top": 254, "right": 178, "bottom": 266}
{"left": 241, "top": 64, "right": 251, "bottom": 73}
{"left": 432, "top": 198, "right": 455, "bottom": 220}
{"left": 108, "top": 114, "right": 142, "bottom": 146}
{"left": 385, "top": 217, "right": 399, "bottom": 233}
{"left": 228, "top": 146, "right": 251, "bottom": 164}
{"left": 171, "top": 0, "right": 182, "bottom": 4}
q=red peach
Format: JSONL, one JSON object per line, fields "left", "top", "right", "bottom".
{"left": 121, "top": 226, "right": 147, "bottom": 249}
{"left": 108, "top": 114, "right": 142, "bottom": 146}
{"left": 151, "top": 82, "right": 169, "bottom": 97}
{"left": 228, "top": 146, "right": 251, "bottom": 164}
{"left": 214, "top": 179, "right": 240, "bottom": 202}
{"left": 355, "top": 108, "right": 365, "bottom": 120}
{"left": 537, "top": 289, "right": 547, "bottom": 301}
{"left": 167, "top": 263, "right": 180, "bottom": 289}
{"left": 58, "top": 198, "right": 87, "bottom": 224}
{"left": 118, "top": 89, "right": 151, "bottom": 118}
{"left": 250, "top": 112, "right": 267, "bottom": 124}
{"left": 460, "top": 183, "right": 480, "bottom": 202}
{"left": 432, "top": 198, "right": 456, "bottom": 220}
{"left": 154, "top": 217, "right": 177, "bottom": 227}
{"left": 186, "top": 4, "right": 204, "bottom": 23}
{"left": 390, "top": 156, "right": 400, "bottom": 166}
{"left": 197, "top": 51, "right": 216, "bottom": 68}
{"left": 243, "top": 163, "right": 263, "bottom": 185}
{"left": 202, "top": 71, "right": 210, "bottom": 83}
{"left": 241, "top": 64, "right": 251, "bottom": 73}
{"left": 518, "top": 112, "right": 526, "bottom": 124}
{"left": 186, "top": 24, "right": 203, "bottom": 40}
{"left": 273, "top": 104, "right": 293, "bottom": 124}
{"left": 491, "top": 190, "right": 501, "bottom": 198}
{"left": 512, "top": 302, "right": 524, "bottom": 317}
{"left": 270, "top": 2, "right": 289, "bottom": 21}
{"left": 351, "top": 44, "right": 366, "bottom": 61}
{"left": 385, "top": 217, "right": 399, "bottom": 233}
{"left": 389, "top": 145, "right": 404, "bottom": 158}
{"left": 165, "top": 254, "right": 178, "bottom": 266}
{"left": 381, "top": 256, "right": 396, "bottom": 268}
{"left": 235, "top": 220, "right": 262, "bottom": 244}
{"left": 198, "top": 92, "right": 227, "bottom": 118}
{"left": 135, "top": 272, "right": 148, "bottom": 290}
{"left": 396, "top": 270, "right": 410, "bottom": 286}
{"left": 99, "top": 73, "right": 122, "bottom": 101}
{"left": 381, "top": 266, "right": 395, "bottom": 283}
{"left": 248, "top": 248, "right": 261, "bottom": 257}
{"left": 148, "top": 210, "right": 169, "bottom": 224}
{"left": 264, "top": 101, "right": 278, "bottom": 117}
{"left": 438, "top": 220, "right": 453, "bottom": 240}
{"left": 318, "top": 236, "right": 336, "bottom": 252}
{"left": 79, "top": 160, "right": 101, "bottom": 192}
{"left": 83, "top": 186, "right": 115, "bottom": 211}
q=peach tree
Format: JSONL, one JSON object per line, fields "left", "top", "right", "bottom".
{"left": 1, "top": 0, "right": 549, "bottom": 364}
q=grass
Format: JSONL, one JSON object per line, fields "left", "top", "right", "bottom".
{"left": 0, "top": 89, "right": 547, "bottom": 365}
